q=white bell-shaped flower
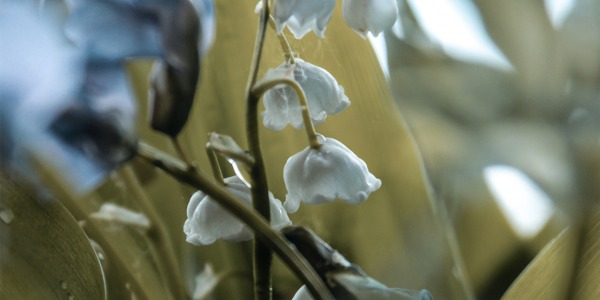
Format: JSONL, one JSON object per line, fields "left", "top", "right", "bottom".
{"left": 272, "top": 0, "right": 336, "bottom": 39}
{"left": 262, "top": 59, "right": 350, "bottom": 131}
{"left": 184, "top": 176, "right": 292, "bottom": 245}
{"left": 342, "top": 0, "right": 398, "bottom": 38}
{"left": 283, "top": 135, "right": 381, "bottom": 213}
{"left": 292, "top": 276, "right": 433, "bottom": 300}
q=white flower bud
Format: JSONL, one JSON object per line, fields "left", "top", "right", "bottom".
{"left": 184, "top": 176, "right": 292, "bottom": 245}
{"left": 262, "top": 59, "right": 350, "bottom": 131}
{"left": 90, "top": 203, "right": 150, "bottom": 231}
{"left": 283, "top": 135, "right": 381, "bottom": 213}
{"left": 272, "top": 0, "right": 336, "bottom": 39}
{"left": 342, "top": 0, "right": 398, "bottom": 38}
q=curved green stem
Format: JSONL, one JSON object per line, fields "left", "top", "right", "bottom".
{"left": 136, "top": 142, "right": 333, "bottom": 300}
{"left": 252, "top": 79, "right": 322, "bottom": 149}
{"left": 246, "top": 1, "right": 274, "bottom": 299}
{"left": 268, "top": 16, "right": 295, "bottom": 63}
{"left": 171, "top": 137, "right": 191, "bottom": 165}
{"left": 205, "top": 144, "right": 225, "bottom": 185}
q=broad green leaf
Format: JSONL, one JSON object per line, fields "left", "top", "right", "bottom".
{"left": 0, "top": 175, "right": 106, "bottom": 300}
{"left": 572, "top": 208, "right": 600, "bottom": 299}
{"left": 502, "top": 228, "right": 576, "bottom": 300}
{"left": 504, "top": 203, "right": 600, "bottom": 300}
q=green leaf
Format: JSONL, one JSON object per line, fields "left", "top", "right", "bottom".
{"left": 0, "top": 175, "right": 106, "bottom": 300}
{"left": 504, "top": 205, "right": 600, "bottom": 300}
{"left": 502, "top": 228, "right": 575, "bottom": 300}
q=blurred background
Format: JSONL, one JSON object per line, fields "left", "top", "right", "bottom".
{"left": 380, "top": 0, "right": 599, "bottom": 299}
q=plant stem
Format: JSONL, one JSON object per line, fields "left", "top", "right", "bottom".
{"left": 136, "top": 142, "right": 333, "bottom": 300}
{"left": 119, "top": 166, "right": 190, "bottom": 300}
{"left": 265, "top": 13, "right": 320, "bottom": 148}
{"left": 248, "top": 97, "right": 273, "bottom": 300}
{"left": 171, "top": 137, "right": 191, "bottom": 165}
{"left": 268, "top": 16, "right": 295, "bottom": 63}
{"left": 205, "top": 144, "right": 225, "bottom": 185}
{"left": 246, "top": 1, "right": 273, "bottom": 299}
{"left": 252, "top": 79, "right": 322, "bottom": 149}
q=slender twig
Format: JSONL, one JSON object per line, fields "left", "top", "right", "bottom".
{"left": 136, "top": 142, "right": 333, "bottom": 300}
{"left": 247, "top": 0, "right": 269, "bottom": 90}
{"left": 205, "top": 144, "right": 225, "bottom": 185}
{"left": 268, "top": 16, "right": 295, "bottom": 63}
{"left": 245, "top": 1, "right": 274, "bottom": 299}
{"left": 119, "top": 166, "right": 190, "bottom": 300}
{"left": 252, "top": 79, "right": 322, "bottom": 149}
{"left": 248, "top": 95, "right": 273, "bottom": 300}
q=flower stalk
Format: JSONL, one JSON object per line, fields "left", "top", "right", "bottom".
{"left": 171, "top": 137, "right": 192, "bottom": 166}
{"left": 268, "top": 16, "right": 295, "bottom": 63}
{"left": 205, "top": 144, "right": 225, "bottom": 185}
{"left": 246, "top": 1, "right": 275, "bottom": 299}
{"left": 252, "top": 78, "right": 322, "bottom": 149}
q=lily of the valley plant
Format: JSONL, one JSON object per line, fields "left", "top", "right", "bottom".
{"left": 0, "top": 0, "right": 433, "bottom": 299}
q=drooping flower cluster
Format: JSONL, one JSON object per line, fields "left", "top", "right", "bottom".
{"left": 273, "top": 0, "right": 398, "bottom": 39}
{"left": 184, "top": 176, "right": 291, "bottom": 245}
{"left": 257, "top": 0, "right": 384, "bottom": 212}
